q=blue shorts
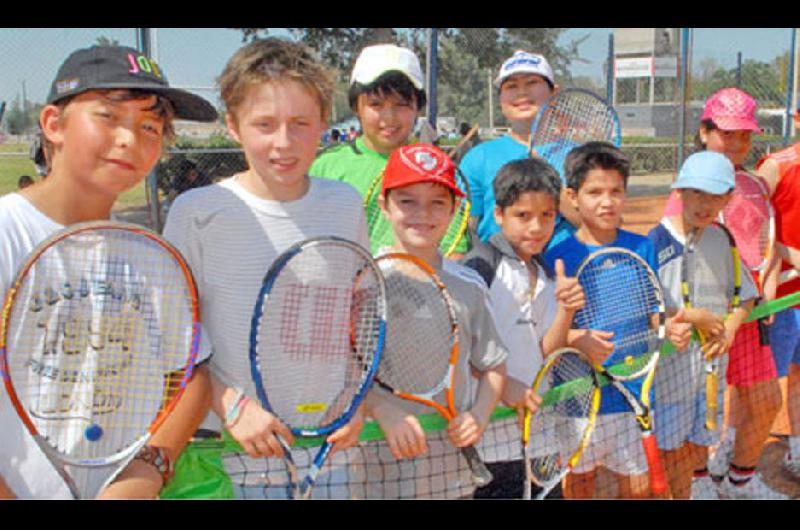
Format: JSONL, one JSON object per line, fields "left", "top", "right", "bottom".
{"left": 654, "top": 384, "right": 724, "bottom": 451}
{"left": 769, "top": 308, "right": 800, "bottom": 377}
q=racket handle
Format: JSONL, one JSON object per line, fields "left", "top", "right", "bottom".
{"left": 641, "top": 433, "right": 668, "bottom": 495}
{"left": 461, "top": 445, "right": 493, "bottom": 487}
{"left": 522, "top": 449, "right": 532, "bottom": 500}
{"left": 705, "top": 370, "right": 719, "bottom": 431}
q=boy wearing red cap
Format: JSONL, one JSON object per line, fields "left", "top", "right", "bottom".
{"left": 361, "top": 144, "right": 508, "bottom": 499}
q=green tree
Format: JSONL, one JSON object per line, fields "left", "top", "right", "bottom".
{"left": 5, "top": 98, "right": 30, "bottom": 135}
{"left": 96, "top": 36, "right": 120, "bottom": 47}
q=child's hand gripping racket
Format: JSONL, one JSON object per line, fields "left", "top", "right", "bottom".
{"left": 573, "top": 247, "right": 668, "bottom": 495}
{"left": 530, "top": 88, "right": 621, "bottom": 179}
{"left": 521, "top": 347, "right": 601, "bottom": 500}
{"left": 0, "top": 221, "right": 201, "bottom": 499}
{"left": 681, "top": 226, "right": 741, "bottom": 432}
{"left": 372, "top": 253, "right": 493, "bottom": 486}
{"left": 248, "top": 236, "right": 387, "bottom": 499}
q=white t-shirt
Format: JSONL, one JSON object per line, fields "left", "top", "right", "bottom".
{"left": 0, "top": 193, "right": 211, "bottom": 499}
{"left": 162, "top": 176, "right": 369, "bottom": 432}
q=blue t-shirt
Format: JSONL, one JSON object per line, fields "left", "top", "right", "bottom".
{"left": 460, "top": 135, "right": 530, "bottom": 242}
{"left": 544, "top": 229, "right": 659, "bottom": 415}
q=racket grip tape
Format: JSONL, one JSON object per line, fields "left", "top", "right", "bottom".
{"left": 641, "top": 433, "right": 668, "bottom": 495}
{"left": 461, "top": 445, "right": 493, "bottom": 487}
{"left": 705, "top": 372, "right": 719, "bottom": 431}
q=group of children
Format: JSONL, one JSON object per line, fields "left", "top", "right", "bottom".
{"left": 0, "top": 35, "right": 797, "bottom": 500}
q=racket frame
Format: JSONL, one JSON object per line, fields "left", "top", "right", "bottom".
{"left": 521, "top": 347, "right": 601, "bottom": 500}
{"left": 372, "top": 252, "right": 492, "bottom": 486}
{"left": 0, "top": 220, "right": 201, "bottom": 498}
{"left": 248, "top": 236, "right": 387, "bottom": 499}
{"left": 573, "top": 247, "right": 668, "bottom": 495}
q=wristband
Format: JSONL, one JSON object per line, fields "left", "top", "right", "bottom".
{"left": 133, "top": 445, "right": 174, "bottom": 485}
{"left": 224, "top": 389, "right": 249, "bottom": 427}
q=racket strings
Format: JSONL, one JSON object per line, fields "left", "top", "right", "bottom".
{"left": 720, "top": 174, "right": 771, "bottom": 271}
{"left": 574, "top": 253, "right": 663, "bottom": 370}
{"left": 256, "top": 244, "right": 384, "bottom": 430}
{"left": 6, "top": 229, "right": 196, "bottom": 463}
{"left": 377, "top": 262, "right": 455, "bottom": 397}
{"left": 528, "top": 351, "right": 597, "bottom": 485}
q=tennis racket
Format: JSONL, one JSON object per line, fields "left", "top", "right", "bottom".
{"left": 0, "top": 221, "right": 201, "bottom": 499}
{"left": 573, "top": 247, "right": 668, "bottom": 495}
{"left": 522, "top": 347, "right": 601, "bottom": 500}
{"left": 681, "top": 225, "right": 741, "bottom": 432}
{"left": 718, "top": 170, "right": 774, "bottom": 288}
{"left": 530, "top": 88, "right": 621, "bottom": 180}
{"left": 372, "top": 252, "right": 493, "bottom": 486}
{"left": 446, "top": 123, "right": 479, "bottom": 158}
{"left": 362, "top": 165, "right": 471, "bottom": 257}
{"left": 249, "top": 236, "right": 386, "bottom": 499}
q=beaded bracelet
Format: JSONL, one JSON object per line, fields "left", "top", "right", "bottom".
{"left": 224, "top": 389, "right": 249, "bottom": 427}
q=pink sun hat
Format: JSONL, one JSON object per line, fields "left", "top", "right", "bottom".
{"left": 701, "top": 88, "right": 762, "bottom": 133}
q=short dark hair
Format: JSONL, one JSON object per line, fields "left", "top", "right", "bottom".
{"left": 348, "top": 71, "right": 427, "bottom": 112}
{"left": 565, "top": 141, "right": 630, "bottom": 191}
{"left": 493, "top": 158, "right": 561, "bottom": 210}
{"left": 694, "top": 118, "right": 717, "bottom": 151}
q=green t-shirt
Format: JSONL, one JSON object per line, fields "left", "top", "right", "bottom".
{"left": 310, "top": 137, "right": 470, "bottom": 256}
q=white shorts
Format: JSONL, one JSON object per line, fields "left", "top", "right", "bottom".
{"left": 571, "top": 412, "right": 650, "bottom": 477}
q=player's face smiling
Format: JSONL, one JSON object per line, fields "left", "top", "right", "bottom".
{"left": 49, "top": 91, "right": 165, "bottom": 198}
{"left": 494, "top": 191, "right": 557, "bottom": 262}
{"left": 499, "top": 74, "right": 553, "bottom": 124}
{"left": 701, "top": 127, "right": 752, "bottom": 167}
{"left": 228, "top": 80, "right": 325, "bottom": 200}
{"left": 679, "top": 188, "right": 731, "bottom": 230}
{"left": 572, "top": 168, "right": 625, "bottom": 235}
{"left": 381, "top": 182, "right": 455, "bottom": 254}
{"left": 357, "top": 91, "right": 418, "bottom": 155}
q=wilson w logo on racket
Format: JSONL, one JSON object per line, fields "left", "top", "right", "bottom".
{"left": 0, "top": 221, "right": 201, "bottom": 499}
{"left": 249, "top": 236, "right": 387, "bottom": 499}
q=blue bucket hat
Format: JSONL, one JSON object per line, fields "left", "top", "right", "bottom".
{"left": 672, "top": 151, "right": 735, "bottom": 195}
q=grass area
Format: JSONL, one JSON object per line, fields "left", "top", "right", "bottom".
{"left": 0, "top": 146, "right": 149, "bottom": 211}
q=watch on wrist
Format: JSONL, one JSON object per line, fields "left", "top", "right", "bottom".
{"left": 134, "top": 445, "right": 175, "bottom": 485}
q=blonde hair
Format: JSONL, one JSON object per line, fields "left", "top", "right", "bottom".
{"left": 218, "top": 38, "right": 335, "bottom": 124}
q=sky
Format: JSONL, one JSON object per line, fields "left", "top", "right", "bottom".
{"left": 0, "top": 28, "right": 795, "bottom": 109}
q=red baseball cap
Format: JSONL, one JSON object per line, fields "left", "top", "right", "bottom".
{"left": 382, "top": 144, "right": 465, "bottom": 197}
{"left": 701, "top": 88, "right": 761, "bottom": 132}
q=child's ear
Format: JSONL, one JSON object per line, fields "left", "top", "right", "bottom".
{"left": 377, "top": 192, "right": 388, "bottom": 215}
{"left": 225, "top": 112, "right": 241, "bottom": 144}
{"left": 493, "top": 204, "right": 504, "bottom": 227}
{"left": 39, "top": 104, "right": 65, "bottom": 147}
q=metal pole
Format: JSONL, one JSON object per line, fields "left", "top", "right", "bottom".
{"left": 607, "top": 33, "right": 615, "bottom": 104}
{"left": 784, "top": 28, "right": 798, "bottom": 145}
{"left": 426, "top": 28, "right": 439, "bottom": 134}
{"left": 137, "top": 28, "right": 161, "bottom": 231}
{"left": 488, "top": 68, "right": 494, "bottom": 131}
{"left": 736, "top": 52, "right": 742, "bottom": 88}
{"left": 676, "top": 28, "right": 691, "bottom": 170}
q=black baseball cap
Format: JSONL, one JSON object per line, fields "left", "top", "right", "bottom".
{"left": 46, "top": 45, "right": 218, "bottom": 122}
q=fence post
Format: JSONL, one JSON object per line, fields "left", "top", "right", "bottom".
{"left": 785, "top": 28, "right": 797, "bottom": 146}
{"left": 426, "top": 28, "right": 439, "bottom": 135}
{"left": 676, "top": 27, "right": 691, "bottom": 171}
{"left": 607, "top": 33, "right": 614, "bottom": 105}
{"left": 137, "top": 28, "right": 162, "bottom": 231}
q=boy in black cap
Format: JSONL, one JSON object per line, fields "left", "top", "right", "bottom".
{"left": 0, "top": 45, "right": 217, "bottom": 499}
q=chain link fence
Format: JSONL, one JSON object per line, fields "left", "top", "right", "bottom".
{"left": 0, "top": 28, "right": 797, "bottom": 231}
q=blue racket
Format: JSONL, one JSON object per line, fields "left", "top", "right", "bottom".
{"left": 530, "top": 88, "right": 621, "bottom": 181}
{"left": 248, "top": 236, "right": 386, "bottom": 499}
